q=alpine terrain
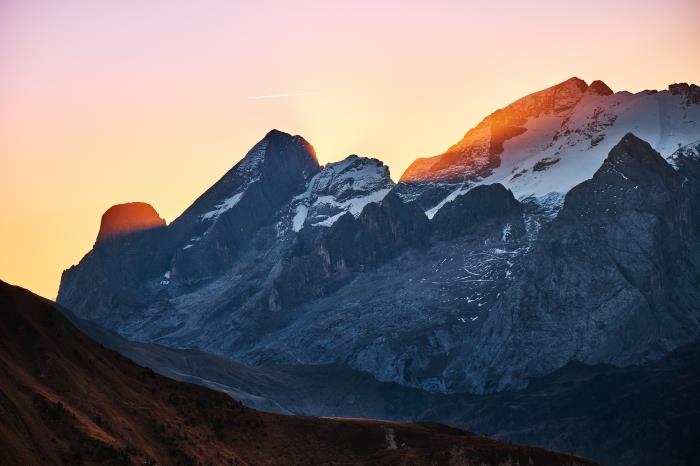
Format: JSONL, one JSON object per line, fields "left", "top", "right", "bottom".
{"left": 56, "top": 78, "right": 700, "bottom": 463}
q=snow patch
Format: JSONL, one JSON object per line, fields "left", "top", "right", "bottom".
{"left": 425, "top": 185, "right": 469, "bottom": 219}
{"left": 201, "top": 192, "right": 244, "bottom": 221}
{"left": 312, "top": 212, "right": 346, "bottom": 228}
{"left": 501, "top": 224, "right": 512, "bottom": 242}
{"left": 311, "top": 188, "right": 392, "bottom": 227}
{"left": 292, "top": 204, "right": 309, "bottom": 232}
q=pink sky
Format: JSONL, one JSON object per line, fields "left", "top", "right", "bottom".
{"left": 1, "top": 0, "right": 699, "bottom": 298}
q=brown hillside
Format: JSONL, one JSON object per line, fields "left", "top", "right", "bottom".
{"left": 0, "top": 280, "right": 594, "bottom": 466}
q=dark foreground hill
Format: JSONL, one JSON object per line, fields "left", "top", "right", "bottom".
{"left": 66, "top": 303, "right": 700, "bottom": 466}
{"left": 0, "top": 280, "right": 592, "bottom": 466}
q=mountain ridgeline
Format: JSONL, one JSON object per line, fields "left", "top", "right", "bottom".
{"left": 58, "top": 79, "right": 700, "bottom": 398}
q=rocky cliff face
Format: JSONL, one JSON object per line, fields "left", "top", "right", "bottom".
{"left": 669, "top": 82, "right": 700, "bottom": 105}
{"left": 271, "top": 192, "right": 432, "bottom": 310}
{"left": 58, "top": 80, "right": 700, "bottom": 396}
{"left": 668, "top": 140, "right": 700, "bottom": 231}
{"left": 456, "top": 134, "right": 700, "bottom": 392}
{"left": 431, "top": 184, "right": 524, "bottom": 241}
{"left": 167, "top": 129, "right": 321, "bottom": 283}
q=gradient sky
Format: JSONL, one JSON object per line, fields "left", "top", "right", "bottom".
{"left": 1, "top": 0, "right": 699, "bottom": 299}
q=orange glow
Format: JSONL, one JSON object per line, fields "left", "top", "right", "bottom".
{"left": 400, "top": 78, "right": 595, "bottom": 183}
{"left": 96, "top": 202, "right": 165, "bottom": 244}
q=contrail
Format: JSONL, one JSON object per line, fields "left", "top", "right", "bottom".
{"left": 249, "top": 91, "right": 322, "bottom": 100}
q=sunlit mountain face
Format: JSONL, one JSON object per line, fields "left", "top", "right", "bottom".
{"left": 2, "top": 1, "right": 700, "bottom": 465}
{"left": 395, "top": 79, "right": 700, "bottom": 216}
{"left": 8, "top": 74, "right": 700, "bottom": 465}
{"left": 400, "top": 78, "right": 598, "bottom": 184}
{"left": 95, "top": 202, "right": 166, "bottom": 244}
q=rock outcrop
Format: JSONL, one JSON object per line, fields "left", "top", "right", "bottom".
{"left": 95, "top": 202, "right": 165, "bottom": 244}
{"left": 431, "top": 184, "right": 524, "bottom": 241}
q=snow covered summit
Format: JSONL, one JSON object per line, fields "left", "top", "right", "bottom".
{"left": 397, "top": 78, "right": 700, "bottom": 218}
{"left": 290, "top": 155, "right": 395, "bottom": 231}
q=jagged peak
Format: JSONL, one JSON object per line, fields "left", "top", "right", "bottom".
{"left": 615, "top": 132, "right": 655, "bottom": 152}
{"left": 668, "top": 83, "right": 700, "bottom": 105}
{"left": 312, "top": 154, "right": 394, "bottom": 198}
{"left": 603, "top": 133, "right": 669, "bottom": 173}
{"left": 400, "top": 78, "right": 590, "bottom": 184}
{"left": 256, "top": 129, "right": 318, "bottom": 163}
{"left": 324, "top": 154, "right": 389, "bottom": 174}
{"left": 558, "top": 76, "right": 588, "bottom": 91}
{"left": 291, "top": 154, "right": 395, "bottom": 231}
{"left": 263, "top": 128, "right": 308, "bottom": 143}
{"left": 175, "top": 130, "right": 321, "bottom": 225}
{"left": 488, "top": 76, "right": 589, "bottom": 118}
{"left": 264, "top": 128, "right": 290, "bottom": 138}
{"left": 218, "top": 129, "right": 319, "bottom": 186}
{"left": 96, "top": 202, "right": 165, "bottom": 244}
{"left": 587, "top": 80, "right": 614, "bottom": 96}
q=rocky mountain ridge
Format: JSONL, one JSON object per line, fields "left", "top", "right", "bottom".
{"left": 58, "top": 79, "right": 700, "bottom": 396}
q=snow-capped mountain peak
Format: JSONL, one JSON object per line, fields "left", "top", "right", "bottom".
{"left": 399, "top": 77, "right": 591, "bottom": 188}
{"left": 291, "top": 155, "right": 395, "bottom": 231}
{"left": 158, "top": 130, "right": 320, "bottom": 269}
{"left": 313, "top": 155, "right": 392, "bottom": 202}
{"left": 397, "top": 80, "right": 700, "bottom": 218}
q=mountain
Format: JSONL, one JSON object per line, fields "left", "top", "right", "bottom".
{"left": 401, "top": 77, "right": 591, "bottom": 183}
{"left": 58, "top": 79, "right": 700, "bottom": 396}
{"left": 289, "top": 154, "right": 395, "bottom": 231}
{"left": 396, "top": 79, "right": 700, "bottom": 216}
{"left": 63, "top": 311, "right": 700, "bottom": 466}
{"left": 452, "top": 132, "right": 700, "bottom": 391}
{"left": 0, "top": 280, "right": 593, "bottom": 466}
